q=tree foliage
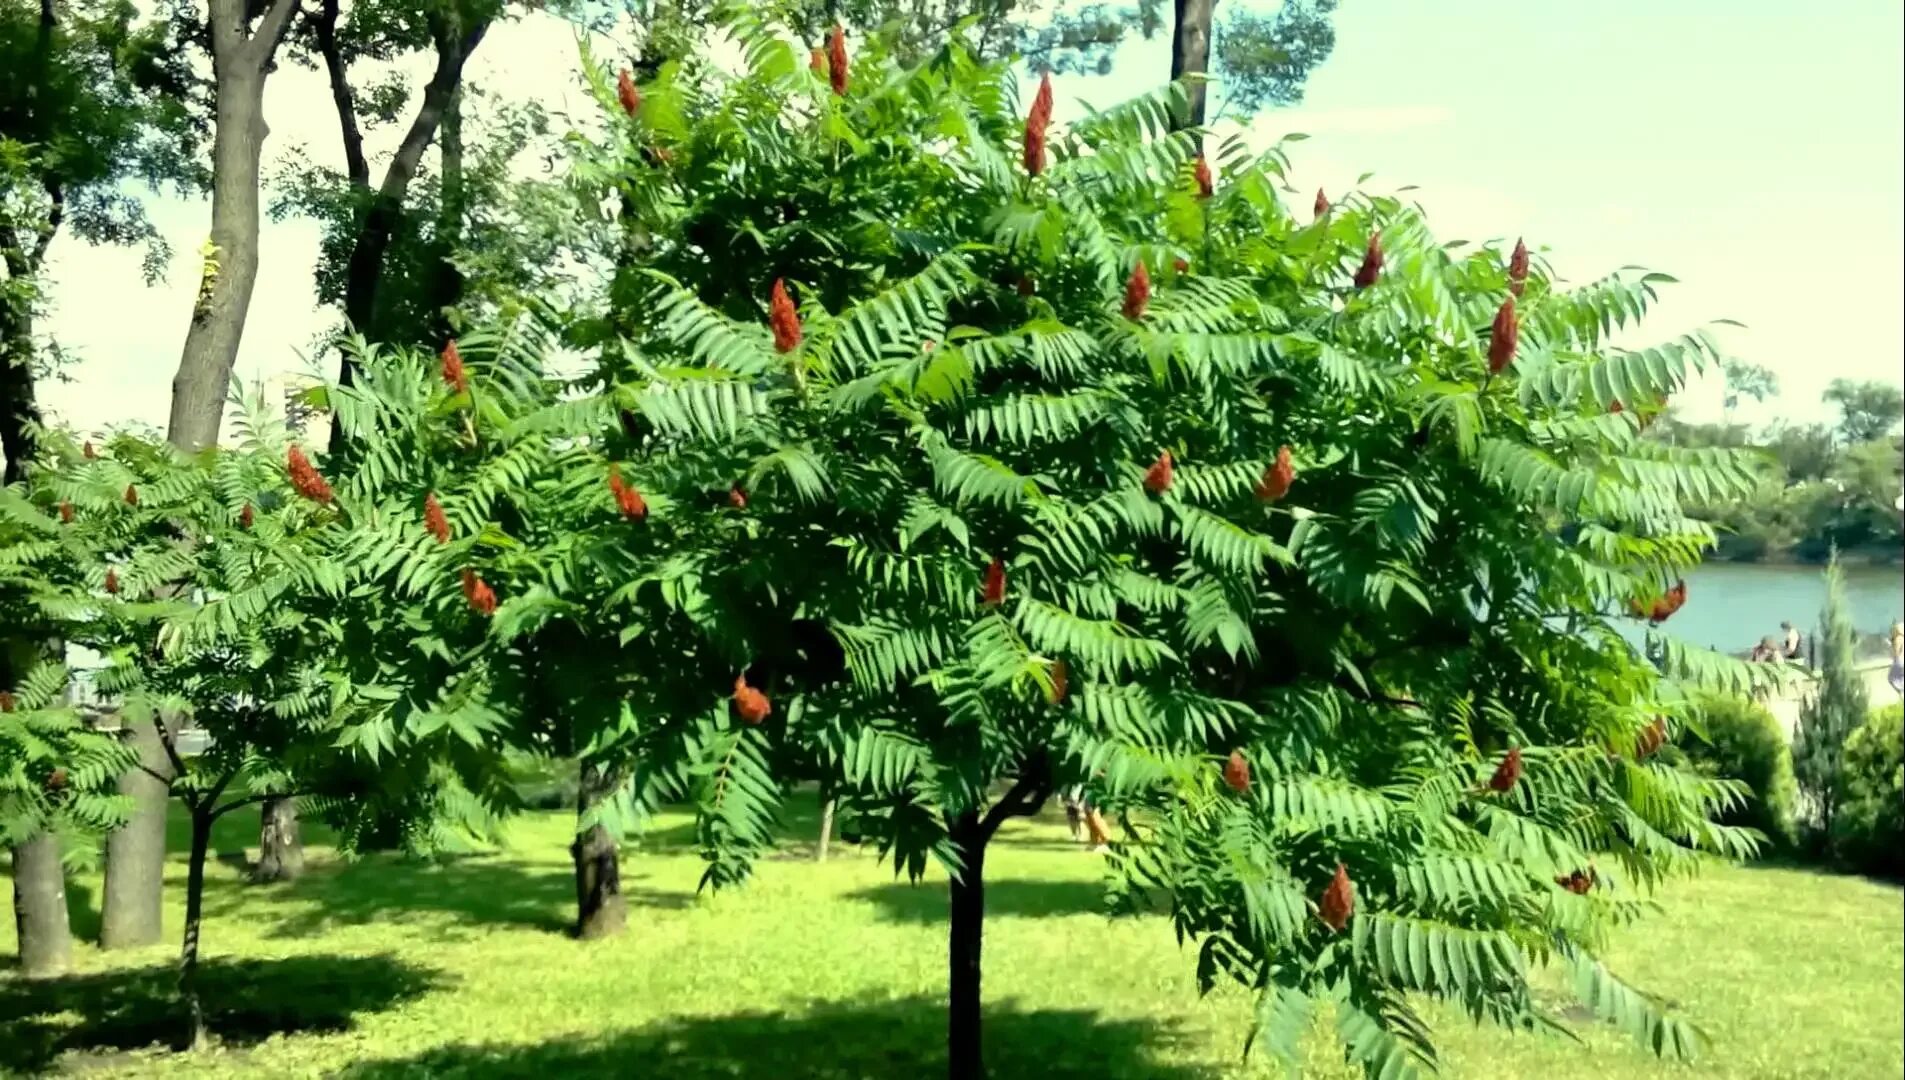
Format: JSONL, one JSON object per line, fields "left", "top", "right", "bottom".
{"left": 1791, "top": 551, "right": 1868, "bottom": 851}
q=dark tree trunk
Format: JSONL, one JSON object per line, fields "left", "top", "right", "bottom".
{"left": 570, "top": 760, "right": 626, "bottom": 940}
{"left": 817, "top": 795, "right": 837, "bottom": 863}
{"left": 946, "top": 811, "right": 988, "bottom": 1080}
{"left": 0, "top": 278, "right": 39, "bottom": 486}
{"left": 101, "top": 714, "right": 173, "bottom": 949}
{"left": 1170, "top": 0, "right": 1218, "bottom": 133}
{"left": 425, "top": 86, "right": 467, "bottom": 348}
{"left": 253, "top": 796, "right": 304, "bottom": 883}
{"left": 10, "top": 829, "right": 70, "bottom": 978}
{"left": 179, "top": 807, "right": 214, "bottom": 1050}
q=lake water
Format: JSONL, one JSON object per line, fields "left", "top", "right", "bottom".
{"left": 1614, "top": 562, "right": 1904, "bottom": 655}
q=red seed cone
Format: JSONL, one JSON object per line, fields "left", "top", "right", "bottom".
{"left": 609, "top": 471, "right": 648, "bottom": 521}
{"left": 59, "top": 501, "right": 73, "bottom": 524}
{"left": 1508, "top": 237, "right": 1530, "bottom": 297}
{"left": 981, "top": 556, "right": 1007, "bottom": 607}
{"left": 239, "top": 503, "right": 254, "bottom": 529}
{"left": 1048, "top": 659, "right": 1069, "bottom": 705}
{"left": 124, "top": 484, "right": 138, "bottom": 506}
{"left": 1122, "top": 260, "right": 1151, "bottom": 321}
{"left": 1255, "top": 446, "right": 1295, "bottom": 502}
{"left": 1353, "top": 233, "right": 1384, "bottom": 289}
{"left": 1609, "top": 399, "right": 1625, "bottom": 414}
{"left": 1487, "top": 746, "right": 1523, "bottom": 793}
{"left": 1193, "top": 156, "right": 1213, "bottom": 199}
{"left": 1222, "top": 749, "right": 1250, "bottom": 793}
{"left": 1313, "top": 188, "right": 1330, "bottom": 220}
{"left": 0, "top": 691, "right": 14, "bottom": 712}
{"left": 728, "top": 485, "right": 748, "bottom": 511}
{"left": 441, "top": 339, "right": 468, "bottom": 393}
{"left": 1173, "top": 256, "right": 1190, "bottom": 274}
{"left": 1022, "top": 119, "right": 1046, "bottom": 177}
{"left": 1318, "top": 862, "right": 1354, "bottom": 931}
{"left": 287, "top": 445, "right": 334, "bottom": 503}
{"left": 461, "top": 569, "right": 498, "bottom": 616}
{"left": 104, "top": 568, "right": 120, "bottom": 595}
{"left": 733, "top": 673, "right": 772, "bottom": 725}
{"left": 769, "top": 278, "right": 801, "bottom": 353}
{"left": 1142, "top": 450, "right": 1174, "bottom": 495}
{"left": 424, "top": 492, "right": 451, "bottom": 543}
{"left": 1487, "top": 295, "right": 1519, "bottom": 375}
{"left": 1636, "top": 717, "right": 1668, "bottom": 759}
{"left": 1556, "top": 869, "right": 1594, "bottom": 895}
{"left": 83, "top": 441, "right": 97, "bottom": 460}
{"left": 827, "top": 24, "right": 849, "bottom": 96}
{"left": 1030, "top": 71, "right": 1053, "bottom": 128}
{"left": 616, "top": 68, "right": 641, "bottom": 117}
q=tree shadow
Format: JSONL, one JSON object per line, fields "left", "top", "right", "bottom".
{"left": 338, "top": 993, "right": 1221, "bottom": 1079}
{"left": 848, "top": 878, "right": 1133, "bottom": 923}
{"left": 215, "top": 853, "right": 694, "bottom": 940}
{"left": 0, "top": 953, "right": 443, "bottom": 1075}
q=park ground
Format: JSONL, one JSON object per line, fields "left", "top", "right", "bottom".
{"left": 3, "top": 795, "right": 1901, "bottom": 1079}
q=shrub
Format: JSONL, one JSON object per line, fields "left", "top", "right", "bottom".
{"left": 1683, "top": 693, "right": 1798, "bottom": 850}
{"left": 1835, "top": 703, "right": 1903, "bottom": 878}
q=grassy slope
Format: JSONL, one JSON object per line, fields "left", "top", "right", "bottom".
{"left": 2, "top": 796, "right": 1900, "bottom": 1079}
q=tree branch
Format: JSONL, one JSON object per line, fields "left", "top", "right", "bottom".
{"left": 380, "top": 17, "right": 489, "bottom": 204}
{"left": 243, "top": 0, "right": 301, "bottom": 70}
{"left": 28, "top": 178, "right": 62, "bottom": 271}
{"left": 212, "top": 789, "right": 309, "bottom": 819}
{"left": 312, "top": 0, "right": 368, "bottom": 187}
{"left": 148, "top": 712, "right": 192, "bottom": 783}
{"left": 979, "top": 747, "right": 1053, "bottom": 839}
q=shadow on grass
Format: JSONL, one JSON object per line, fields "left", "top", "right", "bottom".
{"left": 338, "top": 994, "right": 1219, "bottom": 1079}
{"left": 211, "top": 854, "right": 695, "bottom": 940}
{"left": 0, "top": 953, "right": 443, "bottom": 1075}
{"left": 848, "top": 878, "right": 1124, "bottom": 923}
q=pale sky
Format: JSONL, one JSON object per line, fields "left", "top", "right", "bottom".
{"left": 36, "top": 0, "right": 1905, "bottom": 439}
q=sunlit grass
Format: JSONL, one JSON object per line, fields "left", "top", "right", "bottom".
{"left": 3, "top": 794, "right": 1899, "bottom": 1078}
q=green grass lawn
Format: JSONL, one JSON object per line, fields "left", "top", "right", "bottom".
{"left": 3, "top": 795, "right": 1900, "bottom": 1078}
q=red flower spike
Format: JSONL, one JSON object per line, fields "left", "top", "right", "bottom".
{"left": 239, "top": 503, "right": 254, "bottom": 529}
{"left": 1193, "top": 156, "right": 1213, "bottom": 199}
{"left": 981, "top": 557, "right": 1007, "bottom": 607}
{"left": 124, "top": 484, "right": 139, "bottom": 507}
{"left": 728, "top": 486, "right": 748, "bottom": 511}
{"left": 0, "top": 691, "right": 14, "bottom": 712}
{"left": 1637, "top": 717, "right": 1668, "bottom": 759}
{"left": 1313, "top": 188, "right": 1330, "bottom": 220}
{"left": 1222, "top": 749, "right": 1250, "bottom": 793}
{"left": 1142, "top": 450, "right": 1174, "bottom": 496}
{"left": 1122, "top": 261, "right": 1151, "bottom": 321}
{"left": 827, "top": 24, "right": 849, "bottom": 96}
{"left": 1487, "top": 746, "right": 1523, "bottom": 793}
{"left": 104, "top": 568, "right": 120, "bottom": 595}
{"left": 616, "top": 69, "right": 641, "bottom": 118}
{"left": 1488, "top": 295, "right": 1519, "bottom": 376}
{"left": 83, "top": 441, "right": 97, "bottom": 460}
{"left": 424, "top": 493, "right": 451, "bottom": 543}
{"left": 1318, "top": 863, "right": 1355, "bottom": 931}
{"left": 610, "top": 471, "right": 648, "bottom": 521}
{"left": 1023, "top": 120, "right": 1046, "bottom": 177}
{"left": 1556, "top": 869, "right": 1594, "bottom": 895}
{"left": 1353, "top": 233, "right": 1384, "bottom": 289}
{"left": 1173, "top": 256, "right": 1189, "bottom": 274}
{"left": 441, "top": 339, "right": 468, "bottom": 393}
{"left": 1508, "top": 237, "right": 1530, "bottom": 297}
{"left": 1255, "top": 446, "right": 1295, "bottom": 502}
{"left": 59, "top": 501, "right": 73, "bottom": 524}
{"left": 768, "top": 278, "right": 801, "bottom": 353}
{"left": 461, "top": 569, "right": 497, "bottom": 617}
{"left": 287, "top": 445, "right": 334, "bottom": 504}
{"left": 1030, "top": 72, "right": 1054, "bottom": 128}
{"left": 1609, "top": 399, "right": 1625, "bottom": 414}
{"left": 733, "top": 673, "right": 772, "bottom": 725}
{"left": 1048, "top": 659, "right": 1069, "bottom": 705}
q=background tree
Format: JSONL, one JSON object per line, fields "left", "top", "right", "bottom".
{"left": 1792, "top": 552, "right": 1871, "bottom": 854}
{"left": 1823, "top": 377, "right": 1904, "bottom": 446}
{"left": 1720, "top": 357, "right": 1776, "bottom": 426}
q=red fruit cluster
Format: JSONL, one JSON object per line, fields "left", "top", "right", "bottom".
{"left": 59, "top": 501, "right": 73, "bottom": 524}
{"left": 124, "top": 484, "right": 139, "bottom": 506}
{"left": 104, "top": 568, "right": 120, "bottom": 595}
{"left": 1193, "top": 156, "right": 1213, "bottom": 199}
{"left": 1609, "top": 399, "right": 1625, "bottom": 414}
{"left": 1486, "top": 746, "right": 1523, "bottom": 793}
{"left": 441, "top": 339, "right": 468, "bottom": 393}
{"left": 1488, "top": 295, "right": 1519, "bottom": 376}
{"left": 733, "top": 673, "right": 772, "bottom": 724}
{"left": 1555, "top": 867, "right": 1596, "bottom": 895}
{"left": 1122, "top": 261, "right": 1151, "bottom": 321}
{"left": 769, "top": 279, "right": 801, "bottom": 353}
{"left": 1255, "top": 446, "right": 1295, "bottom": 502}
{"left": 1636, "top": 717, "right": 1668, "bottom": 759}
{"left": 1222, "top": 749, "right": 1250, "bottom": 793}
{"left": 1142, "top": 450, "right": 1174, "bottom": 495}
{"left": 1508, "top": 238, "right": 1530, "bottom": 297}
{"left": 608, "top": 470, "right": 648, "bottom": 521}
{"left": 981, "top": 556, "right": 1007, "bottom": 607}
{"left": 424, "top": 492, "right": 451, "bottom": 543}
{"left": 1313, "top": 188, "right": 1330, "bottom": 220}
{"left": 827, "top": 24, "right": 849, "bottom": 96}
{"left": 240, "top": 503, "right": 254, "bottom": 529}
{"left": 461, "top": 569, "right": 498, "bottom": 616}
{"left": 1048, "top": 659, "right": 1069, "bottom": 705}
{"left": 617, "top": 69, "right": 641, "bottom": 118}
{"left": 0, "top": 691, "right": 14, "bottom": 712}
{"left": 1023, "top": 72, "right": 1054, "bottom": 177}
{"left": 288, "top": 446, "right": 334, "bottom": 504}
{"left": 83, "top": 440, "right": 97, "bottom": 460}
{"left": 1641, "top": 579, "right": 1688, "bottom": 624}
{"left": 1353, "top": 233, "right": 1384, "bottom": 289}
{"left": 728, "top": 485, "right": 748, "bottom": 511}
{"left": 45, "top": 767, "right": 68, "bottom": 792}
{"left": 1318, "top": 862, "right": 1355, "bottom": 931}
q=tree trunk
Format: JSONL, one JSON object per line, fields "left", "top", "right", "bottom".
{"left": 425, "top": 86, "right": 466, "bottom": 348}
{"left": 179, "top": 808, "right": 214, "bottom": 1050}
{"left": 946, "top": 811, "right": 988, "bottom": 1080}
{"left": 100, "top": 713, "right": 173, "bottom": 950}
{"left": 0, "top": 279, "right": 39, "bottom": 486}
{"left": 253, "top": 796, "right": 303, "bottom": 883}
{"left": 10, "top": 829, "right": 70, "bottom": 978}
{"left": 1170, "top": 0, "right": 1218, "bottom": 132}
{"left": 817, "top": 795, "right": 837, "bottom": 863}
{"left": 570, "top": 760, "right": 626, "bottom": 940}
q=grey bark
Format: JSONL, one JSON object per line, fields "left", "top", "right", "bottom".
{"left": 1170, "top": 0, "right": 1218, "bottom": 133}
{"left": 570, "top": 759, "right": 626, "bottom": 939}
{"left": 253, "top": 795, "right": 304, "bottom": 883}
{"left": 816, "top": 795, "right": 836, "bottom": 863}
{"left": 10, "top": 829, "right": 70, "bottom": 978}
{"left": 100, "top": 714, "right": 175, "bottom": 949}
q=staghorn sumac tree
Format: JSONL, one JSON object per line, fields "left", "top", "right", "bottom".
{"left": 570, "top": 18, "right": 1786, "bottom": 1080}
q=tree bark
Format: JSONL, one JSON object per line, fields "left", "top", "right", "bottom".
{"left": 570, "top": 759, "right": 626, "bottom": 940}
{"left": 817, "top": 794, "right": 837, "bottom": 863}
{"left": 253, "top": 796, "right": 304, "bottom": 883}
{"left": 178, "top": 807, "right": 214, "bottom": 1050}
{"left": 946, "top": 810, "right": 988, "bottom": 1080}
{"left": 1170, "top": 0, "right": 1218, "bottom": 133}
{"left": 0, "top": 256, "right": 40, "bottom": 486}
{"left": 10, "top": 829, "right": 70, "bottom": 978}
{"left": 100, "top": 713, "right": 174, "bottom": 949}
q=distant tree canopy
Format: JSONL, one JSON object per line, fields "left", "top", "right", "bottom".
{"left": 1824, "top": 378, "right": 1904, "bottom": 446}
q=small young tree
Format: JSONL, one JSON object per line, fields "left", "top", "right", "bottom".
{"left": 1792, "top": 550, "right": 1868, "bottom": 851}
